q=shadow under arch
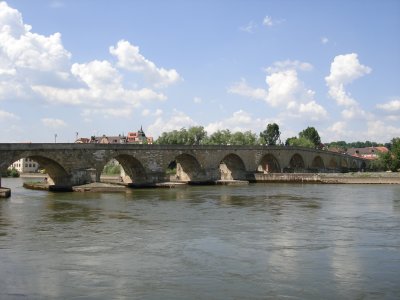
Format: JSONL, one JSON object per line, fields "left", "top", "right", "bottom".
{"left": 311, "top": 155, "right": 325, "bottom": 172}
{"left": 110, "top": 154, "right": 147, "bottom": 184}
{"left": 341, "top": 159, "right": 349, "bottom": 172}
{"left": 287, "top": 153, "right": 305, "bottom": 172}
{"left": 23, "top": 155, "right": 71, "bottom": 187}
{"left": 351, "top": 160, "right": 358, "bottom": 171}
{"left": 220, "top": 153, "right": 247, "bottom": 180}
{"left": 328, "top": 158, "right": 338, "bottom": 171}
{"left": 173, "top": 153, "right": 204, "bottom": 182}
{"left": 258, "top": 154, "right": 281, "bottom": 173}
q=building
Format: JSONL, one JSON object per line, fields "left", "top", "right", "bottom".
{"left": 75, "top": 127, "right": 153, "bottom": 144}
{"left": 347, "top": 147, "right": 389, "bottom": 160}
{"left": 8, "top": 158, "right": 39, "bottom": 173}
{"left": 127, "top": 127, "right": 153, "bottom": 144}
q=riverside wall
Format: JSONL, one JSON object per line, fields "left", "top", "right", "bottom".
{"left": 254, "top": 172, "right": 400, "bottom": 184}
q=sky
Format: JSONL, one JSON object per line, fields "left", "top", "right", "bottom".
{"left": 0, "top": 0, "right": 399, "bottom": 143}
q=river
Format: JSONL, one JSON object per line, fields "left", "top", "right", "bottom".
{"left": 1, "top": 178, "right": 399, "bottom": 299}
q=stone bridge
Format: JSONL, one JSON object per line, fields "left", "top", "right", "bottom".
{"left": 0, "top": 143, "right": 367, "bottom": 190}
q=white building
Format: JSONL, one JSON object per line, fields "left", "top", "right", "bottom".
{"left": 9, "top": 158, "right": 39, "bottom": 173}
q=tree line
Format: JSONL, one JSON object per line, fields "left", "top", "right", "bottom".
{"left": 155, "top": 124, "right": 400, "bottom": 171}
{"left": 155, "top": 123, "right": 322, "bottom": 148}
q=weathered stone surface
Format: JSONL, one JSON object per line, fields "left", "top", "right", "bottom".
{"left": 0, "top": 144, "right": 368, "bottom": 190}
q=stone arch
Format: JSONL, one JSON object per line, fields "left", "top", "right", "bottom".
{"left": 341, "top": 159, "right": 349, "bottom": 172}
{"left": 220, "top": 153, "right": 247, "bottom": 180}
{"left": 288, "top": 153, "right": 305, "bottom": 172}
{"left": 328, "top": 158, "right": 338, "bottom": 170}
{"left": 351, "top": 160, "right": 358, "bottom": 171}
{"left": 174, "top": 153, "right": 204, "bottom": 182}
{"left": 311, "top": 156, "right": 325, "bottom": 171}
{"left": 10, "top": 154, "right": 70, "bottom": 187}
{"left": 111, "top": 154, "right": 147, "bottom": 184}
{"left": 258, "top": 154, "right": 281, "bottom": 173}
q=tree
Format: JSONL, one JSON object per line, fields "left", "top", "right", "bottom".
{"left": 206, "top": 129, "right": 232, "bottom": 145}
{"left": 285, "top": 136, "right": 314, "bottom": 148}
{"left": 260, "top": 123, "right": 281, "bottom": 146}
{"left": 299, "top": 127, "right": 321, "bottom": 147}
{"left": 187, "top": 126, "right": 207, "bottom": 145}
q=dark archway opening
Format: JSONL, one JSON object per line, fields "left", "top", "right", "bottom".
{"left": 102, "top": 155, "right": 147, "bottom": 185}
{"left": 311, "top": 156, "right": 325, "bottom": 172}
{"left": 258, "top": 154, "right": 281, "bottom": 173}
{"left": 170, "top": 154, "right": 204, "bottom": 182}
{"left": 220, "top": 154, "right": 247, "bottom": 180}
{"left": 286, "top": 154, "right": 305, "bottom": 173}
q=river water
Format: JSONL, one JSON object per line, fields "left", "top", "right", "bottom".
{"left": 1, "top": 178, "right": 399, "bottom": 300}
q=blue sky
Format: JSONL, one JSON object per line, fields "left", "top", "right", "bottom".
{"left": 0, "top": 0, "right": 399, "bottom": 143}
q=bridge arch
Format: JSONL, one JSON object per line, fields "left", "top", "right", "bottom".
{"left": 7, "top": 154, "right": 71, "bottom": 187}
{"left": 341, "top": 159, "right": 349, "bottom": 172}
{"left": 258, "top": 154, "right": 281, "bottom": 173}
{"left": 288, "top": 153, "right": 305, "bottom": 172}
{"left": 328, "top": 158, "right": 338, "bottom": 171}
{"left": 351, "top": 160, "right": 358, "bottom": 171}
{"left": 172, "top": 153, "right": 204, "bottom": 182}
{"left": 107, "top": 154, "right": 147, "bottom": 184}
{"left": 220, "top": 153, "right": 247, "bottom": 180}
{"left": 311, "top": 156, "right": 325, "bottom": 171}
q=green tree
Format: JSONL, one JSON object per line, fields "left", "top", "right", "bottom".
{"left": 187, "top": 126, "right": 207, "bottom": 145}
{"left": 260, "top": 123, "right": 281, "bottom": 145}
{"left": 285, "top": 136, "right": 314, "bottom": 148}
{"left": 206, "top": 129, "right": 232, "bottom": 145}
{"left": 299, "top": 127, "right": 321, "bottom": 147}
{"left": 390, "top": 137, "right": 400, "bottom": 171}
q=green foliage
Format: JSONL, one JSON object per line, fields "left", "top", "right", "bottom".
{"left": 204, "top": 129, "right": 231, "bottom": 145}
{"left": 367, "top": 137, "right": 400, "bottom": 172}
{"left": 102, "top": 164, "right": 121, "bottom": 175}
{"left": 299, "top": 127, "right": 321, "bottom": 147}
{"left": 326, "top": 140, "right": 382, "bottom": 149}
{"left": 6, "top": 168, "right": 20, "bottom": 177}
{"left": 260, "top": 123, "right": 281, "bottom": 145}
{"left": 155, "top": 126, "right": 207, "bottom": 145}
{"left": 285, "top": 136, "right": 314, "bottom": 148}
{"left": 156, "top": 127, "right": 258, "bottom": 146}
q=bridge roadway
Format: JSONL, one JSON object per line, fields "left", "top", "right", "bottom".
{"left": 0, "top": 143, "right": 367, "bottom": 190}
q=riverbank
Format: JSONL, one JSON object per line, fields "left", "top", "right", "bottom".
{"left": 254, "top": 172, "right": 400, "bottom": 184}
{"left": 3, "top": 172, "right": 399, "bottom": 195}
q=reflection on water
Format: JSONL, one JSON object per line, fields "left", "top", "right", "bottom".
{"left": 1, "top": 178, "right": 400, "bottom": 299}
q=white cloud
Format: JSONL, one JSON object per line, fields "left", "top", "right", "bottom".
{"left": 377, "top": 99, "right": 400, "bottom": 112}
{"left": 325, "top": 53, "right": 371, "bottom": 106}
{"left": 366, "top": 120, "right": 400, "bottom": 142}
{"left": 0, "top": 2, "right": 178, "bottom": 122}
{"left": 321, "top": 37, "right": 329, "bottom": 44}
{"left": 205, "top": 110, "right": 269, "bottom": 135}
{"left": 109, "top": 40, "right": 181, "bottom": 88}
{"left": 0, "top": 2, "right": 70, "bottom": 72}
{"left": 0, "top": 109, "right": 19, "bottom": 120}
{"left": 193, "top": 96, "right": 202, "bottom": 104}
{"left": 239, "top": 21, "right": 257, "bottom": 33}
{"left": 266, "top": 60, "right": 313, "bottom": 73}
{"left": 41, "top": 117, "right": 66, "bottom": 128}
{"left": 262, "top": 15, "right": 284, "bottom": 27}
{"left": 81, "top": 107, "right": 132, "bottom": 119}
{"left": 229, "top": 60, "right": 327, "bottom": 121}
{"left": 263, "top": 16, "right": 274, "bottom": 27}
{"left": 147, "top": 109, "right": 196, "bottom": 137}
{"left": 228, "top": 78, "right": 267, "bottom": 100}
{"left": 142, "top": 109, "right": 150, "bottom": 116}
{"left": 298, "top": 101, "right": 328, "bottom": 120}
